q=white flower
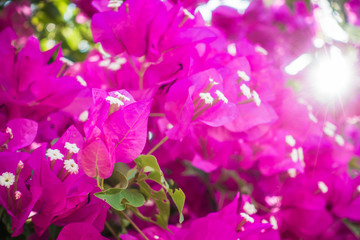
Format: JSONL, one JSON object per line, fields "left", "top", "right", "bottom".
{"left": 240, "top": 212, "right": 254, "bottom": 223}
{"left": 237, "top": 70, "right": 250, "bottom": 81}
{"left": 108, "top": 62, "right": 122, "bottom": 71}
{"left": 357, "top": 185, "right": 360, "bottom": 192}
{"left": 209, "top": 77, "right": 219, "bottom": 85}
{"left": 0, "top": 172, "right": 15, "bottom": 188}
{"left": 17, "top": 161, "right": 24, "bottom": 170}
{"left": 290, "top": 148, "right": 298, "bottom": 163}
{"left": 325, "top": 121, "right": 337, "bottom": 131}
{"left": 252, "top": 90, "right": 261, "bottom": 107}
{"left": 270, "top": 216, "right": 278, "bottom": 230}
{"left": 288, "top": 168, "right": 297, "bottom": 178}
{"left": 318, "top": 181, "right": 328, "bottom": 193}
{"left": 153, "top": 235, "right": 160, "bottom": 240}
{"left": 255, "top": 46, "right": 268, "bottom": 55}
{"left": 106, "top": 96, "right": 124, "bottom": 107}
{"left": 46, "top": 149, "right": 64, "bottom": 161}
{"left": 14, "top": 191, "right": 22, "bottom": 200}
{"left": 240, "top": 84, "right": 252, "bottom": 99}
{"left": 115, "top": 92, "right": 131, "bottom": 102}
{"left": 64, "top": 159, "right": 79, "bottom": 174}
{"left": 76, "top": 75, "right": 87, "bottom": 87}
{"left": 298, "top": 147, "right": 304, "bottom": 163}
{"left": 65, "top": 142, "right": 80, "bottom": 154}
{"left": 243, "top": 202, "right": 257, "bottom": 215}
{"left": 335, "top": 134, "right": 345, "bottom": 146}
{"left": 285, "top": 135, "right": 296, "bottom": 147}
{"left": 308, "top": 112, "right": 318, "bottom": 123}
{"left": 215, "top": 90, "right": 228, "bottom": 104}
{"left": 183, "top": 8, "right": 195, "bottom": 20}
{"left": 99, "top": 58, "right": 111, "bottom": 67}
{"left": 323, "top": 126, "right": 335, "bottom": 137}
{"left": 108, "top": 0, "right": 122, "bottom": 8}
{"left": 78, "top": 110, "right": 89, "bottom": 122}
{"left": 199, "top": 92, "right": 214, "bottom": 105}
{"left": 59, "top": 57, "right": 74, "bottom": 66}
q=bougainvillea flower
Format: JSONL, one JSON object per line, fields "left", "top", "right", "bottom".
{"left": 57, "top": 222, "right": 108, "bottom": 240}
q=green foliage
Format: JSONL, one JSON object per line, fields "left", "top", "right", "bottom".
{"left": 95, "top": 155, "right": 185, "bottom": 230}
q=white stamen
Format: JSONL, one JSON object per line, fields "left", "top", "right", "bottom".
{"left": 309, "top": 112, "right": 318, "bottom": 123}
{"left": 60, "top": 57, "right": 74, "bottom": 66}
{"left": 0, "top": 172, "right": 15, "bottom": 188}
{"left": 270, "top": 216, "right": 278, "bottom": 230}
{"left": 243, "top": 202, "right": 257, "bottom": 215}
{"left": 285, "top": 135, "right": 296, "bottom": 147}
{"left": 335, "top": 134, "right": 345, "bottom": 146}
{"left": 64, "top": 159, "right": 79, "bottom": 174}
{"left": 318, "top": 181, "right": 328, "bottom": 193}
{"left": 64, "top": 142, "right": 80, "bottom": 154}
{"left": 215, "top": 90, "right": 228, "bottom": 104}
{"left": 106, "top": 96, "right": 124, "bottom": 107}
{"left": 107, "top": 0, "right": 123, "bottom": 8}
{"left": 237, "top": 70, "right": 250, "bottom": 81}
{"left": 76, "top": 76, "right": 87, "bottom": 87}
{"left": 183, "top": 9, "right": 195, "bottom": 20}
{"left": 290, "top": 148, "right": 298, "bottom": 163}
{"left": 288, "top": 168, "right": 297, "bottom": 178}
{"left": 14, "top": 191, "right": 22, "bottom": 200}
{"left": 199, "top": 92, "right": 214, "bottom": 105}
{"left": 46, "top": 149, "right": 64, "bottom": 161}
{"left": 240, "top": 212, "right": 254, "bottom": 223}
{"left": 261, "top": 219, "right": 269, "bottom": 224}
{"left": 107, "top": 62, "right": 122, "bottom": 71}
{"left": 227, "top": 43, "right": 237, "bottom": 56}
{"left": 78, "top": 110, "right": 89, "bottom": 122}
{"left": 114, "top": 92, "right": 130, "bottom": 102}
{"left": 154, "top": 235, "right": 160, "bottom": 240}
{"left": 255, "top": 46, "right": 268, "bottom": 55}
{"left": 252, "top": 90, "right": 261, "bottom": 107}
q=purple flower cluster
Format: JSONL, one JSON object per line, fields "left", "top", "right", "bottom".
{"left": 0, "top": 0, "right": 360, "bottom": 239}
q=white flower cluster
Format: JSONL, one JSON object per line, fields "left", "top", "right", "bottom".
{"left": 46, "top": 149, "right": 64, "bottom": 161}
{"left": 0, "top": 172, "right": 15, "bottom": 188}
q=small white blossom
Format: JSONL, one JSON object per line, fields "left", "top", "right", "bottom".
{"left": 154, "top": 235, "right": 160, "bottom": 240}
{"left": 14, "top": 191, "right": 22, "bottom": 200}
{"left": 46, "top": 149, "right": 64, "bottom": 161}
{"left": 325, "top": 121, "right": 337, "bottom": 131}
{"left": 199, "top": 92, "right": 214, "bottom": 105}
{"left": 237, "top": 70, "right": 250, "bottom": 81}
{"left": 65, "top": 142, "right": 80, "bottom": 154}
{"left": 240, "top": 212, "right": 254, "bottom": 223}
{"left": 285, "top": 135, "right": 296, "bottom": 147}
{"left": 209, "top": 77, "right": 219, "bottom": 85}
{"left": 108, "top": 62, "right": 122, "bottom": 71}
{"left": 99, "top": 59, "right": 111, "bottom": 67}
{"left": 243, "top": 202, "right": 257, "bottom": 215}
{"left": 106, "top": 96, "right": 124, "bottom": 107}
{"left": 265, "top": 196, "right": 281, "bottom": 206}
{"left": 78, "top": 110, "right": 89, "bottom": 122}
{"left": 288, "top": 168, "right": 297, "bottom": 178}
{"left": 59, "top": 57, "right": 74, "bottom": 66}
{"left": 227, "top": 43, "right": 236, "bottom": 56}
{"left": 323, "top": 126, "right": 335, "bottom": 137}
{"left": 290, "top": 148, "right": 298, "bottom": 163}
{"left": 252, "top": 90, "right": 261, "bottom": 107}
{"left": 64, "top": 159, "right": 79, "bottom": 174}
{"left": 240, "top": 84, "right": 252, "bottom": 99}
{"left": 17, "top": 161, "right": 24, "bottom": 170}
{"left": 5, "top": 127, "right": 13, "bottom": 139}
{"left": 255, "top": 46, "right": 268, "bottom": 55}
{"left": 318, "top": 181, "right": 328, "bottom": 193}
{"left": 108, "top": 0, "right": 122, "bottom": 8}
{"left": 335, "top": 134, "right": 345, "bottom": 146}
{"left": 88, "top": 55, "right": 100, "bottom": 62}
{"left": 183, "top": 8, "right": 195, "bottom": 20}
{"left": 115, "top": 92, "right": 131, "bottom": 102}
{"left": 270, "top": 216, "right": 278, "bottom": 230}
{"left": 0, "top": 172, "right": 15, "bottom": 188}
{"left": 76, "top": 76, "right": 87, "bottom": 87}
{"left": 215, "top": 90, "right": 228, "bottom": 104}
{"left": 298, "top": 147, "right": 304, "bottom": 163}
{"left": 309, "top": 112, "right": 318, "bottom": 123}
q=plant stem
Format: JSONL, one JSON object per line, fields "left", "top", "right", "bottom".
{"left": 120, "top": 211, "right": 149, "bottom": 240}
{"left": 147, "top": 136, "right": 169, "bottom": 155}
{"left": 105, "top": 221, "right": 119, "bottom": 240}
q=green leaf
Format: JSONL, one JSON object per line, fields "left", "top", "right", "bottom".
{"left": 135, "top": 155, "right": 165, "bottom": 185}
{"left": 343, "top": 218, "right": 360, "bottom": 237}
{"left": 94, "top": 188, "right": 145, "bottom": 211}
{"left": 112, "top": 170, "right": 129, "bottom": 189}
{"left": 167, "top": 188, "right": 185, "bottom": 223}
